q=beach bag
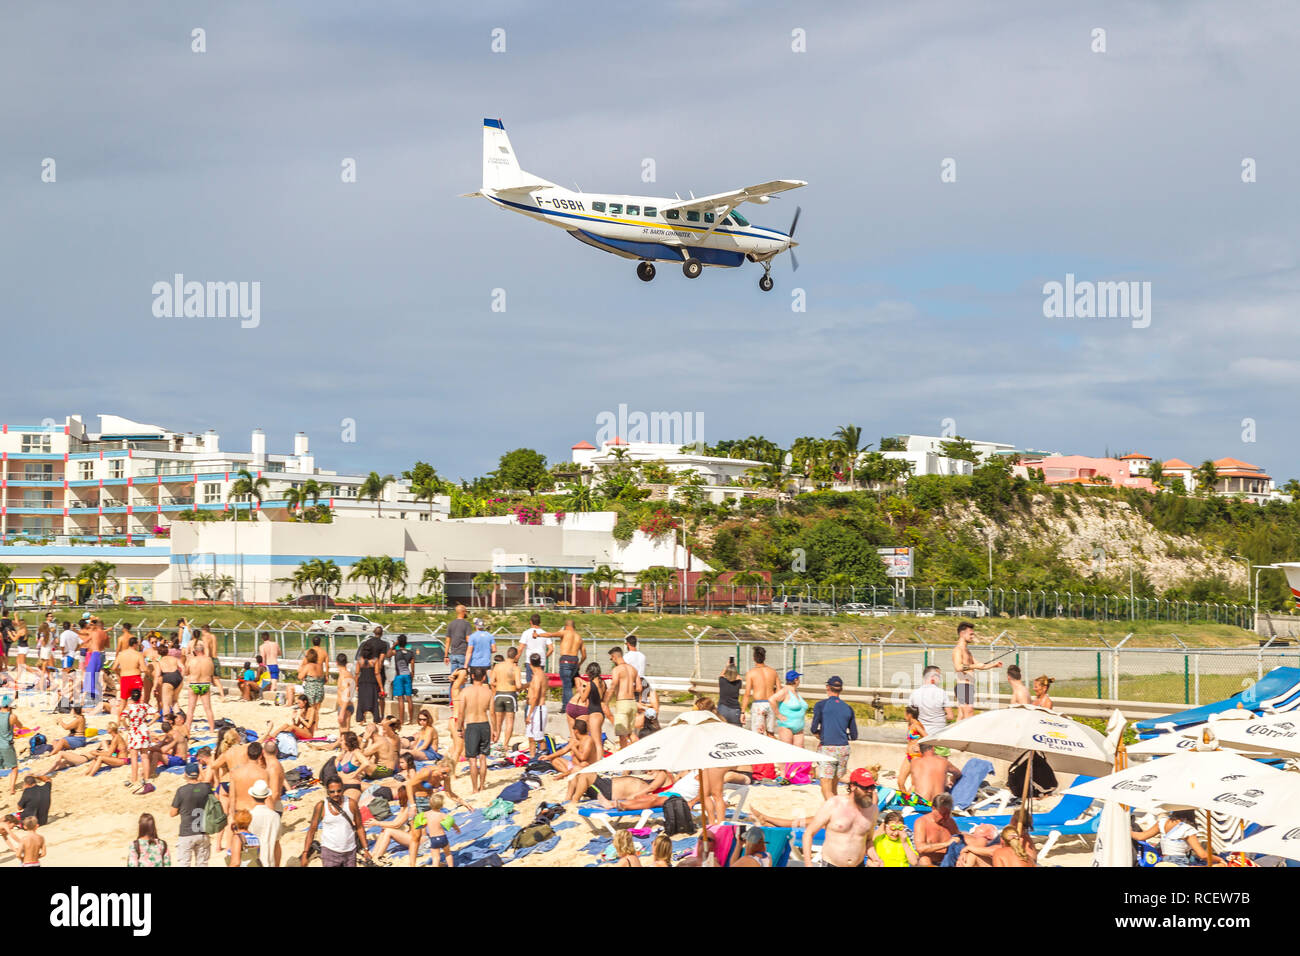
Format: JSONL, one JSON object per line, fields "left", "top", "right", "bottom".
{"left": 202, "top": 791, "right": 228, "bottom": 835}
{"left": 1007, "top": 751, "right": 1058, "bottom": 798}
{"left": 55, "top": 696, "right": 72, "bottom": 714}
{"left": 525, "top": 760, "right": 554, "bottom": 774}
{"left": 276, "top": 732, "right": 300, "bottom": 759}
{"left": 28, "top": 733, "right": 49, "bottom": 756}
{"left": 510, "top": 821, "right": 555, "bottom": 850}
{"left": 365, "top": 796, "right": 393, "bottom": 821}
{"left": 783, "top": 762, "right": 813, "bottom": 785}
{"left": 536, "top": 733, "right": 562, "bottom": 756}
{"left": 662, "top": 795, "right": 695, "bottom": 837}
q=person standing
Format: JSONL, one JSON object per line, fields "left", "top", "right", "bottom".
{"left": 466, "top": 619, "right": 495, "bottom": 670}
{"left": 741, "top": 646, "right": 779, "bottom": 736}
{"left": 605, "top": 647, "right": 637, "bottom": 750}
{"left": 524, "top": 653, "right": 549, "bottom": 761}
{"left": 810, "top": 675, "right": 858, "bottom": 799}
{"left": 490, "top": 647, "right": 521, "bottom": 751}
{"left": 555, "top": 619, "right": 585, "bottom": 711}
{"left": 247, "top": 779, "right": 282, "bottom": 867}
{"left": 355, "top": 645, "right": 381, "bottom": 723}
{"left": 717, "top": 660, "right": 742, "bottom": 725}
{"left": 952, "top": 621, "right": 1002, "bottom": 720}
{"left": 446, "top": 604, "right": 472, "bottom": 673}
{"left": 458, "top": 667, "right": 493, "bottom": 793}
{"left": 185, "top": 642, "right": 217, "bottom": 732}
{"left": 170, "top": 761, "right": 213, "bottom": 866}
{"left": 801, "top": 769, "right": 878, "bottom": 868}
{"left": 300, "top": 780, "right": 371, "bottom": 867}
{"left": 390, "top": 635, "right": 415, "bottom": 726}
{"left": 359, "top": 626, "right": 390, "bottom": 700}
{"left": 623, "top": 636, "right": 647, "bottom": 695}
{"left": 122, "top": 687, "right": 155, "bottom": 795}
{"left": 909, "top": 665, "right": 955, "bottom": 737}
{"left": 0, "top": 696, "right": 21, "bottom": 796}
{"left": 127, "top": 813, "right": 171, "bottom": 867}
{"left": 258, "top": 632, "right": 282, "bottom": 700}
{"left": 111, "top": 634, "right": 145, "bottom": 722}
{"left": 517, "top": 614, "right": 552, "bottom": 687}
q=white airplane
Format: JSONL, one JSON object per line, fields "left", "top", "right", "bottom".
{"left": 462, "top": 118, "right": 805, "bottom": 290}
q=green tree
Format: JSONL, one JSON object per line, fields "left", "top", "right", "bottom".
{"left": 358, "top": 472, "right": 395, "bottom": 516}
{"left": 228, "top": 468, "right": 269, "bottom": 519}
{"left": 492, "top": 448, "right": 551, "bottom": 494}
{"left": 419, "top": 567, "right": 444, "bottom": 602}
{"left": 472, "top": 570, "right": 501, "bottom": 608}
{"left": 636, "top": 566, "right": 676, "bottom": 612}
{"left": 939, "top": 436, "right": 979, "bottom": 464}
{"left": 347, "top": 556, "right": 387, "bottom": 607}
{"left": 588, "top": 564, "right": 618, "bottom": 610}
{"left": 695, "top": 568, "right": 722, "bottom": 611}
{"left": 81, "top": 560, "right": 119, "bottom": 599}
{"left": 37, "top": 565, "right": 72, "bottom": 603}
{"left": 1194, "top": 460, "right": 1220, "bottom": 497}
{"left": 832, "top": 424, "right": 867, "bottom": 487}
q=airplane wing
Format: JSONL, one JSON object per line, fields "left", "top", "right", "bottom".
{"left": 659, "top": 179, "right": 806, "bottom": 214}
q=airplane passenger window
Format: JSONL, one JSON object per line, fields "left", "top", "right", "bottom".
{"left": 666, "top": 210, "right": 680, "bottom": 220}
{"left": 608, "top": 203, "right": 622, "bottom": 214}
{"left": 686, "top": 211, "right": 700, "bottom": 222}
{"left": 644, "top": 207, "right": 656, "bottom": 217}
{"left": 704, "top": 212, "right": 715, "bottom": 223}
{"left": 592, "top": 201, "right": 606, "bottom": 212}
{"left": 626, "top": 205, "right": 639, "bottom": 215}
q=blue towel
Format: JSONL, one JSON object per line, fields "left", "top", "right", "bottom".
{"left": 950, "top": 758, "right": 994, "bottom": 810}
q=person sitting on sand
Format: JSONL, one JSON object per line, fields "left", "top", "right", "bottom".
{"left": 913, "top": 792, "right": 962, "bottom": 866}
{"left": 732, "top": 827, "right": 772, "bottom": 867}
{"left": 367, "top": 799, "right": 419, "bottom": 863}
{"left": 956, "top": 822, "right": 1000, "bottom": 867}
{"left": 264, "top": 694, "right": 318, "bottom": 744}
{"left": 402, "top": 709, "right": 440, "bottom": 762}
{"left": 395, "top": 754, "right": 469, "bottom": 812}
{"left": 323, "top": 732, "right": 370, "bottom": 796}
{"left": 1, "top": 815, "right": 45, "bottom": 867}
{"left": 361, "top": 716, "right": 401, "bottom": 778}
{"left": 867, "top": 810, "right": 919, "bottom": 867}
{"left": 611, "top": 829, "right": 641, "bottom": 867}
{"left": 44, "top": 707, "right": 88, "bottom": 757}
{"left": 650, "top": 833, "right": 673, "bottom": 867}
{"left": 992, "top": 825, "right": 1036, "bottom": 867}
{"left": 907, "top": 743, "right": 961, "bottom": 805}
{"left": 237, "top": 661, "right": 260, "bottom": 701}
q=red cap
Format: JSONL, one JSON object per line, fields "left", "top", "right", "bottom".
{"left": 849, "top": 769, "right": 876, "bottom": 788}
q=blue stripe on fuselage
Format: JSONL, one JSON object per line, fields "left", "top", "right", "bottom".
{"left": 486, "top": 194, "right": 786, "bottom": 244}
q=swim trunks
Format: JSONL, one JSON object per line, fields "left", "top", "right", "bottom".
{"left": 613, "top": 698, "right": 637, "bottom": 736}
{"left": 493, "top": 692, "right": 517, "bottom": 713}
{"left": 426, "top": 832, "right": 449, "bottom": 849}
{"left": 750, "top": 700, "right": 775, "bottom": 735}
{"left": 818, "top": 744, "right": 851, "bottom": 780}
{"left": 528, "top": 704, "right": 548, "bottom": 741}
{"left": 955, "top": 682, "right": 974, "bottom": 707}
{"left": 463, "top": 721, "right": 491, "bottom": 758}
{"left": 191, "top": 683, "right": 211, "bottom": 695}
{"left": 120, "top": 674, "right": 143, "bottom": 700}
{"left": 391, "top": 674, "right": 412, "bottom": 697}
{"left": 267, "top": 665, "right": 280, "bottom": 680}
{"left": 302, "top": 676, "right": 326, "bottom": 704}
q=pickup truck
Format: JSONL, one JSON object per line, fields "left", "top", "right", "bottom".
{"left": 943, "top": 599, "right": 989, "bottom": 618}
{"left": 310, "top": 612, "right": 381, "bottom": 635}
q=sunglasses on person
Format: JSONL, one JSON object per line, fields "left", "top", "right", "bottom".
{"left": 418, "top": 716, "right": 429, "bottom": 723}
{"left": 887, "top": 823, "right": 905, "bottom": 833}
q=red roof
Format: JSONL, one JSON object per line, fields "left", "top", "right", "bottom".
{"left": 1216, "top": 470, "right": 1272, "bottom": 480}
{"left": 1163, "top": 459, "right": 1192, "bottom": 469}
{"left": 1214, "top": 457, "right": 1259, "bottom": 469}
{"left": 571, "top": 441, "right": 595, "bottom": 450}
{"left": 1120, "top": 453, "right": 1151, "bottom": 460}
{"left": 608, "top": 436, "right": 628, "bottom": 446}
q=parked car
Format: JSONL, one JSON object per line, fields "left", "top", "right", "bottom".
{"left": 512, "top": 597, "right": 556, "bottom": 609}
{"left": 289, "top": 594, "right": 337, "bottom": 608}
{"left": 310, "top": 612, "right": 381, "bottom": 635}
{"left": 839, "top": 602, "right": 874, "bottom": 615}
{"left": 12, "top": 596, "right": 38, "bottom": 610}
{"left": 86, "top": 594, "right": 117, "bottom": 608}
{"left": 943, "top": 599, "right": 990, "bottom": 618}
{"left": 407, "top": 636, "right": 451, "bottom": 704}
{"left": 123, "top": 595, "right": 146, "bottom": 607}
{"left": 51, "top": 595, "right": 74, "bottom": 606}
{"left": 771, "top": 597, "right": 835, "bottom": 615}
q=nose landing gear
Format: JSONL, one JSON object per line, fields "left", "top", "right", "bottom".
{"left": 758, "top": 264, "right": 774, "bottom": 292}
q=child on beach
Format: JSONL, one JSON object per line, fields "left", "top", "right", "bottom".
{"left": 2, "top": 815, "right": 45, "bottom": 867}
{"left": 897, "top": 706, "right": 926, "bottom": 796}
{"left": 415, "top": 793, "right": 458, "bottom": 868}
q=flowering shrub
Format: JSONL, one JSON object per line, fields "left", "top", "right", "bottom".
{"left": 511, "top": 502, "right": 546, "bottom": 525}
{"left": 153, "top": 526, "right": 170, "bottom": 537}
{"left": 639, "top": 509, "right": 677, "bottom": 538}
{"left": 554, "top": 511, "right": 566, "bottom": 524}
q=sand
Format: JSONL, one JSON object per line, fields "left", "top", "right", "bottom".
{"left": 0, "top": 693, "right": 1095, "bottom": 868}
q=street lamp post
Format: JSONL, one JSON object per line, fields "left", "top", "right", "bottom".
{"left": 671, "top": 514, "right": 688, "bottom": 612}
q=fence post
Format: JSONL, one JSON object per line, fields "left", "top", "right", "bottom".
{"left": 1193, "top": 654, "right": 1200, "bottom": 705}
{"left": 1184, "top": 654, "right": 1189, "bottom": 704}
{"left": 1096, "top": 652, "right": 1102, "bottom": 699}
{"left": 857, "top": 646, "right": 862, "bottom": 686}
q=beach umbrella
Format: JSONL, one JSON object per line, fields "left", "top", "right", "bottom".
{"left": 1093, "top": 710, "right": 1134, "bottom": 867}
{"left": 584, "top": 709, "right": 838, "bottom": 776}
{"left": 1223, "top": 825, "right": 1300, "bottom": 862}
{"left": 1207, "top": 711, "right": 1300, "bottom": 758}
{"left": 920, "top": 705, "right": 1114, "bottom": 777}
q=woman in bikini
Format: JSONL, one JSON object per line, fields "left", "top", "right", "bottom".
{"left": 300, "top": 648, "right": 326, "bottom": 728}
{"left": 45, "top": 707, "right": 88, "bottom": 756}
{"left": 265, "top": 694, "right": 318, "bottom": 743}
{"left": 35, "top": 618, "right": 52, "bottom": 691}
{"left": 581, "top": 663, "right": 608, "bottom": 754}
{"left": 11, "top": 617, "right": 30, "bottom": 688}
{"left": 82, "top": 723, "right": 129, "bottom": 776}
{"left": 897, "top": 705, "right": 926, "bottom": 796}
{"left": 329, "top": 731, "right": 370, "bottom": 795}
{"left": 334, "top": 653, "right": 355, "bottom": 735}
{"left": 1032, "top": 676, "right": 1055, "bottom": 710}
{"left": 394, "top": 754, "right": 469, "bottom": 812}
{"left": 402, "top": 709, "right": 440, "bottom": 761}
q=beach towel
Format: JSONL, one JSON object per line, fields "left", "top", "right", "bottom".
{"left": 782, "top": 762, "right": 812, "bottom": 785}
{"left": 950, "top": 758, "right": 994, "bottom": 810}
{"left": 483, "top": 798, "right": 515, "bottom": 820}
{"left": 708, "top": 824, "right": 738, "bottom": 866}
{"left": 498, "top": 780, "right": 531, "bottom": 804}
{"left": 759, "top": 827, "right": 794, "bottom": 868}
{"left": 751, "top": 763, "right": 778, "bottom": 780}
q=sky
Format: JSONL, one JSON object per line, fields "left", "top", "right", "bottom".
{"left": 2, "top": 0, "right": 1297, "bottom": 483}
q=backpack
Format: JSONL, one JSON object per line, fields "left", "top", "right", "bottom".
{"left": 366, "top": 796, "right": 393, "bottom": 821}
{"left": 1007, "top": 751, "right": 1058, "bottom": 799}
{"left": 662, "top": 795, "right": 695, "bottom": 837}
{"left": 509, "top": 821, "right": 555, "bottom": 850}
{"left": 27, "top": 733, "right": 48, "bottom": 755}
{"left": 202, "top": 790, "right": 228, "bottom": 835}
{"left": 499, "top": 780, "right": 531, "bottom": 804}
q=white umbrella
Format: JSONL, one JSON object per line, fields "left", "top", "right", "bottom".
{"left": 1210, "top": 711, "right": 1300, "bottom": 758}
{"left": 1067, "top": 749, "right": 1274, "bottom": 813}
{"left": 1093, "top": 710, "right": 1134, "bottom": 867}
{"left": 921, "top": 704, "right": 1114, "bottom": 777}
{"left": 584, "top": 709, "right": 837, "bottom": 776}
{"left": 1223, "top": 825, "right": 1300, "bottom": 862}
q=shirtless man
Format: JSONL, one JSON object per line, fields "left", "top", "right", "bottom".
{"left": 83, "top": 618, "right": 110, "bottom": 711}
{"left": 116, "top": 622, "right": 135, "bottom": 653}
{"left": 457, "top": 667, "right": 492, "bottom": 793}
{"left": 524, "top": 654, "right": 549, "bottom": 761}
{"left": 111, "top": 635, "right": 145, "bottom": 721}
{"left": 547, "top": 718, "right": 601, "bottom": 801}
{"left": 907, "top": 743, "right": 961, "bottom": 805}
{"left": 1006, "top": 664, "right": 1032, "bottom": 706}
{"left": 185, "top": 643, "right": 217, "bottom": 731}
{"left": 226, "top": 742, "right": 270, "bottom": 852}
{"left": 363, "top": 716, "right": 401, "bottom": 777}
{"left": 262, "top": 740, "right": 287, "bottom": 811}
{"left": 554, "top": 619, "right": 585, "bottom": 711}
{"left": 741, "top": 646, "right": 780, "bottom": 736}
{"left": 952, "top": 621, "right": 1002, "bottom": 720}
{"left": 259, "top": 632, "right": 282, "bottom": 700}
{"left": 582, "top": 768, "right": 676, "bottom": 810}
{"left": 448, "top": 665, "right": 468, "bottom": 767}
{"left": 605, "top": 647, "right": 637, "bottom": 750}
{"left": 913, "top": 792, "right": 962, "bottom": 866}
{"left": 490, "top": 648, "right": 521, "bottom": 749}
{"left": 201, "top": 627, "right": 225, "bottom": 699}
{"left": 801, "top": 769, "right": 879, "bottom": 868}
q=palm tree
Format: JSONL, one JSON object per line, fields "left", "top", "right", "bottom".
{"left": 588, "top": 564, "right": 617, "bottom": 610}
{"left": 382, "top": 558, "right": 408, "bottom": 604}
{"left": 472, "top": 570, "right": 501, "bottom": 608}
{"left": 1147, "top": 459, "right": 1165, "bottom": 488}
{"left": 347, "top": 557, "right": 387, "bottom": 608}
{"left": 359, "top": 472, "right": 395, "bottom": 516}
{"left": 419, "top": 567, "right": 445, "bottom": 604}
{"left": 833, "top": 424, "right": 867, "bottom": 487}
{"left": 37, "top": 565, "right": 72, "bottom": 604}
{"left": 283, "top": 486, "right": 305, "bottom": 520}
{"left": 410, "top": 474, "right": 447, "bottom": 518}
{"left": 636, "top": 566, "right": 675, "bottom": 612}
{"left": 695, "top": 568, "right": 722, "bottom": 612}
{"left": 228, "top": 468, "right": 269, "bottom": 519}
{"left": 557, "top": 482, "right": 597, "bottom": 514}
{"left": 81, "top": 560, "right": 119, "bottom": 600}
{"left": 745, "top": 463, "right": 790, "bottom": 513}
{"left": 731, "top": 570, "right": 767, "bottom": 607}
{"left": 1194, "top": 460, "right": 1220, "bottom": 497}
{"left": 191, "top": 572, "right": 216, "bottom": 601}
{"left": 213, "top": 574, "right": 236, "bottom": 601}
{"left": 299, "top": 558, "right": 342, "bottom": 607}
{"left": 0, "top": 564, "right": 13, "bottom": 605}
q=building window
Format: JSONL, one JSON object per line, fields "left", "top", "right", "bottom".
{"left": 202, "top": 483, "right": 221, "bottom": 505}
{"left": 79, "top": 461, "right": 95, "bottom": 480}
{"left": 21, "top": 434, "right": 51, "bottom": 453}
{"left": 109, "top": 460, "right": 125, "bottom": 479}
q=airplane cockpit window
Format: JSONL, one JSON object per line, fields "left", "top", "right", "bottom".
{"left": 686, "top": 211, "right": 700, "bottom": 222}
{"left": 722, "top": 216, "right": 733, "bottom": 225}
{"left": 703, "top": 212, "right": 715, "bottom": 223}
{"left": 730, "top": 210, "right": 750, "bottom": 226}
{"left": 608, "top": 203, "right": 623, "bottom": 214}
{"left": 625, "top": 205, "right": 640, "bottom": 215}
{"left": 592, "top": 201, "right": 606, "bottom": 212}
{"left": 644, "top": 207, "right": 656, "bottom": 217}
{"left": 666, "top": 210, "right": 680, "bottom": 220}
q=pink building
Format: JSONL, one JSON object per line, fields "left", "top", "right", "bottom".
{"left": 1015, "top": 455, "right": 1158, "bottom": 491}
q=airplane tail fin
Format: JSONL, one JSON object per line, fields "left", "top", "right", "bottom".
{"left": 481, "top": 118, "right": 553, "bottom": 192}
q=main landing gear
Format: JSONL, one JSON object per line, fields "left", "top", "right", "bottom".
{"left": 758, "top": 264, "right": 774, "bottom": 292}
{"left": 682, "top": 258, "right": 703, "bottom": 279}
{"left": 636, "top": 261, "right": 656, "bottom": 282}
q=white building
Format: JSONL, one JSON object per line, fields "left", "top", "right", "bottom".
{"left": 879, "top": 434, "right": 1017, "bottom": 478}
{"left": 570, "top": 437, "right": 767, "bottom": 502}
{"left": 0, "top": 414, "right": 446, "bottom": 543}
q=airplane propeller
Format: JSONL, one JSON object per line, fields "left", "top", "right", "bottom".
{"left": 787, "top": 205, "right": 801, "bottom": 272}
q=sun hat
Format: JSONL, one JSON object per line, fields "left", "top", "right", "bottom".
{"left": 249, "top": 779, "right": 272, "bottom": 800}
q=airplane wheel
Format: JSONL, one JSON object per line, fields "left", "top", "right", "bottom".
{"left": 682, "top": 258, "right": 702, "bottom": 279}
{"left": 759, "top": 274, "right": 774, "bottom": 292}
{"left": 637, "top": 261, "right": 656, "bottom": 282}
